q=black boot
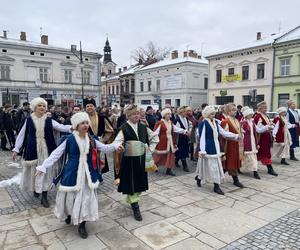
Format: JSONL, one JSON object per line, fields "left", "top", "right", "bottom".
{"left": 41, "top": 191, "right": 50, "bottom": 208}
{"left": 166, "top": 168, "right": 176, "bottom": 176}
{"left": 78, "top": 221, "right": 88, "bottom": 239}
{"left": 238, "top": 169, "right": 243, "bottom": 174}
{"left": 175, "top": 159, "right": 181, "bottom": 168}
{"left": 290, "top": 149, "right": 299, "bottom": 161}
{"left": 213, "top": 183, "right": 224, "bottom": 195}
{"left": 195, "top": 176, "right": 201, "bottom": 187}
{"left": 253, "top": 171, "right": 261, "bottom": 179}
{"left": 131, "top": 202, "right": 142, "bottom": 221}
{"left": 232, "top": 176, "right": 244, "bottom": 188}
{"left": 281, "top": 158, "right": 290, "bottom": 165}
{"left": 65, "top": 215, "right": 71, "bottom": 224}
{"left": 267, "top": 165, "right": 278, "bottom": 176}
{"left": 182, "top": 159, "right": 190, "bottom": 172}
{"left": 33, "top": 191, "right": 40, "bottom": 198}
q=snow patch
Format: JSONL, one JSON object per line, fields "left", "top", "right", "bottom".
{"left": 0, "top": 173, "right": 22, "bottom": 187}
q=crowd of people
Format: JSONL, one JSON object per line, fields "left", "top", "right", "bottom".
{"left": 0, "top": 97, "right": 299, "bottom": 239}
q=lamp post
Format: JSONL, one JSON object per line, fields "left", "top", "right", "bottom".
{"left": 71, "top": 42, "right": 84, "bottom": 105}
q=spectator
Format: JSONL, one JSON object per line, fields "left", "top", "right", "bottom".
{"left": 146, "top": 106, "right": 156, "bottom": 130}
{"left": 16, "top": 102, "right": 30, "bottom": 132}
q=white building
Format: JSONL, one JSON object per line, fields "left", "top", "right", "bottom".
{"left": 0, "top": 31, "right": 101, "bottom": 107}
{"left": 135, "top": 50, "right": 208, "bottom": 108}
{"left": 206, "top": 32, "right": 283, "bottom": 107}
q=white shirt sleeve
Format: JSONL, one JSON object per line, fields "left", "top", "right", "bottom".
{"left": 13, "top": 119, "right": 27, "bottom": 153}
{"left": 153, "top": 125, "right": 160, "bottom": 136}
{"left": 113, "top": 130, "right": 124, "bottom": 144}
{"left": 255, "top": 123, "right": 268, "bottom": 133}
{"left": 36, "top": 140, "right": 67, "bottom": 173}
{"left": 272, "top": 120, "right": 280, "bottom": 138}
{"left": 199, "top": 124, "right": 206, "bottom": 153}
{"left": 147, "top": 127, "right": 160, "bottom": 153}
{"left": 95, "top": 140, "right": 120, "bottom": 153}
{"left": 52, "top": 120, "right": 72, "bottom": 133}
{"left": 218, "top": 124, "right": 239, "bottom": 140}
{"left": 173, "top": 124, "right": 186, "bottom": 134}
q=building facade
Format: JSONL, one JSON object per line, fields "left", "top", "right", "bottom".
{"left": 0, "top": 31, "right": 101, "bottom": 107}
{"left": 273, "top": 26, "right": 300, "bottom": 109}
{"left": 135, "top": 50, "right": 208, "bottom": 108}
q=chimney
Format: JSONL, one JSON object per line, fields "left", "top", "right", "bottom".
{"left": 171, "top": 50, "right": 178, "bottom": 59}
{"left": 198, "top": 55, "right": 202, "bottom": 59}
{"left": 256, "top": 32, "right": 261, "bottom": 40}
{"left": 20, "top": 31, "right": 26, "bottom": 41}
{"left": 3, "top": 30, "right": 7, "bottom": 39}
{"left": 123, "top": 66, "right": 127, "bottom": 71}
{"left": 183, "top": 51, "right": 188, "bottom": 57}
{"left": 41, "top": 35, "right": 48, "bottom": 45}
{"left": 188, "top": 50, "right": 198, "bottom": 58}
{"left": 118, "top": 68, "right": 122, "bottom": 73}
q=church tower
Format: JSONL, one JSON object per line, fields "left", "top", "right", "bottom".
{"left": 101, "top": 37, "right": 116, "bottom": 76}
{"left": 103, "top": 38, "right": 112, "bottom": 63}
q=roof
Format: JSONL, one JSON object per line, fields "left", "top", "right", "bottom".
{"left": 0, "top": 37, "right": 101, "bottom": 57}
{"left": 275, "top": 25, "right": 300, "bottom": 44}
{"left": 120, "top": 64, "right": 144, "bottom": 76}
{"left": 137, "top": 56, "right": 208, "bottom": 72}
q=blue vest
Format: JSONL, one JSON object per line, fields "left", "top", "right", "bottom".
{"left": 198, "top": 119, "right": 221, "bottom": 155}
{"left": 57, "top": 135, "right": 102, "bottom": 190}
{"left": 23, "top": 116, "right": 56, "bottom": 161}
{"left": 288, "top": 110, "right": 300, "bottom": 148}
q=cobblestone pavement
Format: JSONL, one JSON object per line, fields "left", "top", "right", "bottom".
{"left": 0, "top": 149, "right": 300, "bottom": 249}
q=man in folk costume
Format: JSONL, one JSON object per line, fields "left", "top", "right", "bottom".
{"left": 195, "top": 106, "right": 239, "bottom": 195}
{"left": 287, "top": 100, "right": 299, "bottom": 161}
{"left": 240, "top": 106, "right": 267, "bottom": 179}
{"left": 12, "top": 97, "right": 72, "bottom": 207}
{"left": 220, "top": 103, "right": 244, "bottom": 188}
{"left": 113, "top": 104, "right": 159, "bottom": 221}
{"left": 175, "top": 106, "right": 192, "bottom": 172}
{"left": 186, "top": 106, "right": 197, "bottom": 161}
{"left": 153, "top": 108, "right": 189, "bottom": 176}
{"left": 35, "top": 112, "right": 123, "bottom": 238}
{"left": 253, "top": 101, "right": 278, "bottom": 176}
{"left": 272, "top": 107, "right": 292, "bottom": 165}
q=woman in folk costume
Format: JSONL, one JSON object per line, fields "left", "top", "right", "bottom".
{"left": 114, "top": 104, "right": 159, "bottom": 221}
{"left": 12, "top": 97, "right": 72, "bottom": 207}
{"left": 195, "top": 106, "right": 239, "bottom": 195}
{"left": 186, "top": 106, "right": 198, "bottom": 161}
{"left": 175, "top": 106, "right": 192, "bottom": 172}
{"left": 35, "top": 112, "right": 123, "bottom": 238}
{"left": 240, "top": 106, "right": 267, "bottom": 179}
{"left": 287, "top": 100, "right": 300, "bottom": 161}
{"left": 153, "top": 108, "right": 189, "bottom": 176}
{"left": 220, "top": 103, "right": 244, "bottom": 188}
{"left": 272, "top": 107, "right": 292, "bottom": 165}
{"left": 253, "top": 101, "right": 278, "bottom": 176}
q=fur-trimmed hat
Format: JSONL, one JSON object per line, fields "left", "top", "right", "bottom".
{"left": 71, "top": 112, "right": 91, "bottom": 129}
{"left": 30, "top": 97, "right": 47, "bottom": 111}
{"left": 241, "top": 106, "right": 254, "bottom": 118}
{"left": 124, "top": 104, "right": 138, "bottom": 117}
{"left": 161, "top": 108, "right": 172, "bottom": 118}
{"left": 257, "top": 101, "right": 267, "bottom": 109}
{"left": 177, "top": 106, "right": 187, "bottom": 114}
{"left": 83, "top": 98, "right": 96, "bottom": 108}
{"left": 276, "top": 107, "right": 287, "bottom": 115}
{"left": 202, "top": 105, "right": 216, "bottom": 118}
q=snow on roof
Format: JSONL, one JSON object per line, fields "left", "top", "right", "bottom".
{"left": 275, "top": 26, "right": 300, "bottom": 43}
{"left": 137, "top": 56, "right": 208, "bottom": 72}
{"left": 101, "top": 74, "right": 119, "bottom": 81}
{"left": 120, "top": 64, "right": 144, "bottom": 76}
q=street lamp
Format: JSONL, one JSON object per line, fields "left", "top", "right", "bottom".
{"left": 71, "top": 41, "right": 84, "bottom": 104}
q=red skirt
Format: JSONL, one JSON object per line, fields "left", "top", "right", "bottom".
{"left": 153, "top": 152, "right": 175, "bottom": 169}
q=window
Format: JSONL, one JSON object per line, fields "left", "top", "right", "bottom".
{"left": 66, "top": 56, "right": 70, "bottom": 59}
{"left": 39, "top": 67, "right": 48, "bottom": 82}
{"left": 30, "top": 51, "right": 35, "bottom": 55}
{"left": 228, "top": 68, "right": 234, "bottom": 75}
{"left": 108, "top": 69, "right": 112, "bottom": 74}
{"left": 215, "top": 96, "right": 234, "bottom": 105}
{"left": 116, "top": 85, "right": 119, "bottom": 95}
{"left": 83, "top": 71, "right": 90, "bottom": 84}
{"left": 204, "top": 77, "right": 208, "bottom": 89}
{"left": 64, "top": 70, "right": 72, "bottom": 83}
{"left": 243, "top": 94, "right": 264, "bottom": 107}
{"left": 216, "top": 70, "right": 222, "bottom": 83}
{"left": 140, "top": 82, "right": 144, "bottom": 92}
{"left": 108, "top": 86, "right": 111, "bottom": 95}
{"left": 148, "top": 81, "right": 152, "bottom": 91}
{"left": 257, "top": 63, "right": 265, "bottom": 79}
{"left": 175, "top": 99, "right": 180, "bottom": 107}
{"left": 2, "top": 49, "right": 7, "bottom": 53}
{"left": 278, "top": 94, "right": 290, "bottom": 107}
{"left": 131, "top": 79, "right": 134, "bottom": 93}
{"left": 242, "top": 66, "right": 249, "bottom": 80}
{"left": 112, "top": 85, "right": 115, "bottom": 95}
{"left": 141, "top": 100, "right": 151, "bottom": 105}
{"left": 280, "top": 59, "right": 290, "bottom": 76}
{"left": 125, "top": 80, "right": 129, "bottom": 93}
{"left": 40, "top": 53, "right": 44, "bottom": 56}
{"left": 156, "top": 79, "right": 160, "bottom": 91}
{"left": 165, "top": 99, "right": 171, "bottom": 105}
{"left": 0, "top": 65, "right": 10, "bottom": 80}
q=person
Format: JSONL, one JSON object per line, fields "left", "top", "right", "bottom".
{"left": 139, "top": 108, "right": 149, "bottom": 127}
{"left": 175, "top": 106, "right": 192, "bottom": 172}
{"left": 253, "top": 101, "right": 278, "bottom": 176}
{"left": 287, "top": 100, "right": 299, "bottom": 161}
{"left": 153, "top": 108, "right": 189, "bottom": 176}
{"left": 16, "top": 101, "right": 30, "bottom": 132}
{"left": 64, "top": 105, "right": 81, "bottom": 125}
{"left": 145, "top": 106, "right": 156, "bottom": 130}
{"left": 272, "top": 107, "right": 292, "bottom": 165}
{"left": 235, "top": 105, "right": 243, "bottom": 121}
{"left": 240, "top": 106, "right": 265, "bottom": 179}
{"left": 186, "top": 107, "right": 197, "bottom": 161}
{"left": 113, "top": 104, "right": 159, "bottom": 221}
{"left": 195, "top": 106, "right": 239, "bottom": 195}
{"left": 110, "top": 104, "right": 120, "bottom": 134}
{"left": 12, "top": 97, "right": 72, "bottom": 207}
{"left": 220, "top": 103, "right": 244, "bottom": 188}
{"left": 35, "top": 112, "right": 123, "bottom": 238}
{"left": 0, "top": 104, "right": 16, "bottom": 150}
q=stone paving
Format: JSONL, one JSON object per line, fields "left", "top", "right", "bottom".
{"left": 0, "top": 150, "right": 300, "bottom": 249}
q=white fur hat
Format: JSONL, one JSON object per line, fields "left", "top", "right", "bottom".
{"left": 161, "top": 108, "right": 171, "bottom": 118}
{"left": 71, "top": 112, "right": 91, "bottom": 129}
{"left": 202, "top": 105, "right": 215, "bottom": 118}
{"left": 30, "top": 97, "right": 47, "bottom": 111}
{"left": 241, "top": 106, "right": 254, "bottom": 118}
{"left": 277, "top": 107, "right": 287, "bottom": 115}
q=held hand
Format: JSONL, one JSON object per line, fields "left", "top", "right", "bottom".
{"left": 12, "top": 151, "right": 18, "bottom": 161}
{"left": 35, "top": 170, "right": 44, "bottom": 176}
{"left": 117, "top": 144, "right": 125, "bottom": 152}
{"left": 114, "top": 178, "right": 120, "bottom": 186}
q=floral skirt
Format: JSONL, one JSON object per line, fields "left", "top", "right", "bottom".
{"left": 241, "top": 153, "right": 258, "bottom": 171}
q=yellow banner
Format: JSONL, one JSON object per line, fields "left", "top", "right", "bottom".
{"left": 222, "top": 74, "right": 242, "bottom": 82}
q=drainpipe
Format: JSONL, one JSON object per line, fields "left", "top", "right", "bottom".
{"left": 97, "top": 55, "right": 102, "bottom": 106}
{"left": 270, "top": 43, "right": 276, "bottom": 111}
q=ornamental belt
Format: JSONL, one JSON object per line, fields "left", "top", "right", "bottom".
{"left": 124, "top": 140, "right": 146, "bottom": 157}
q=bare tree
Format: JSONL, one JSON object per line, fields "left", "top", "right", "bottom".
{"left": 132, "top": 41, "right": 171, "bottom": 64}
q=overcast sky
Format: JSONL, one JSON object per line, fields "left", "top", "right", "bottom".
{"left": 1, "top": 0, "right": 299, "bottom": 66}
